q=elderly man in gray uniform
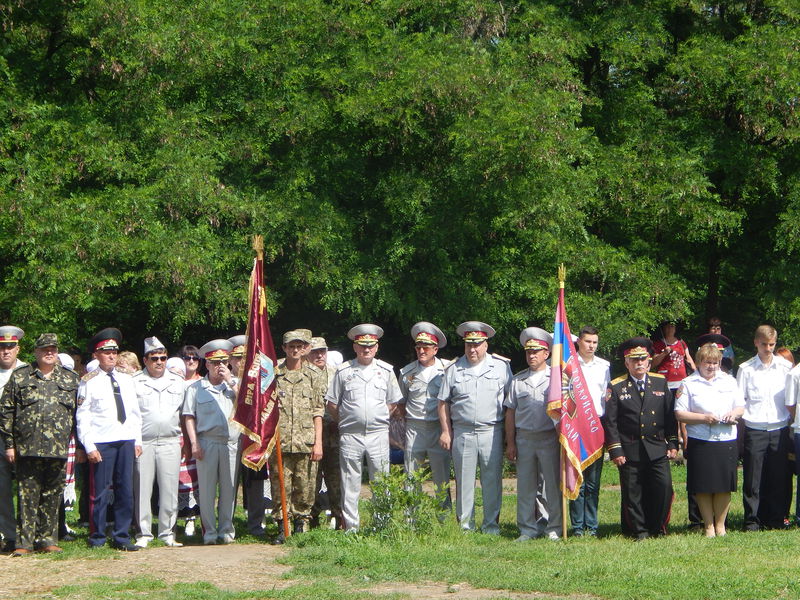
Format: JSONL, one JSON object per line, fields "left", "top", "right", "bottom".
{"left": 438, "top": 321, "right": 512, "bottom": 534}
{"left": 182, "top": 339, "right": 240, "bottom": 545}
{"left": 133, "top": 336, "right": 186, "bottom": 548}
{"left": 0, "top": 325, "right": 25, "bottom": 552}
{"left": 399, "top": 322, "right": 452, "bottom": 508}
{"left": 326, "top": 324, "right": 402, "bottom": 532}
{"left": 505, "top": 327, "right": 560, "bottom": 541}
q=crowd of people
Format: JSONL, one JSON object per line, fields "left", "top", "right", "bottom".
{"left": 0, "top": 316, "right": 799, "bottom": 555}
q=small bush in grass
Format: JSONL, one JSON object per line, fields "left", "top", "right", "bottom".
{"left": 365, "top": 467, "right": 448, "bottom": 538}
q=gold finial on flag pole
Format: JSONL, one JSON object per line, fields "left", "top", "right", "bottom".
{"left": 558, "top": 264, "right": 566, "bottom": 289}
{"left": 253, "top": 235, "right": 264, "bottom": 260}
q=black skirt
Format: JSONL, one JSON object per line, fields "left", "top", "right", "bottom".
{"left": 686, "top": 438, "right": 738, "bottom": 494}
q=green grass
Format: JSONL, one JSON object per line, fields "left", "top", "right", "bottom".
{"left": 39, "top": 462, "right": 800, "bottom": 599}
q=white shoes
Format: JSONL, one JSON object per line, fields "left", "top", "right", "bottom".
{"left": 220, "top": 533, "right": 235, "bottom": 545}
{"left": 134, "top": 538, "right": 150, "bottom": 548}
{"left": 163, "top": 536, "right": 183, "bottom": 547}
{"left": 184, "top": 518, "right": 196, "bottom": 537}
{"left": 547, "top": 531, "right": 560, "bottom": 541}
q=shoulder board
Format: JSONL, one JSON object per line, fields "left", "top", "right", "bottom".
{"left": 514, "top": 367, "right": 529, "bottom": 378}
{"left": 12, "top": 363, "right": 31, "bottom": 374}
{"left": 57, "top": 364, "right": 79, "bottom": 377}
{"left": 81, "top": 370, "right": 102, "bottom": 382}
{"left": 336, "top": 360, "right": 353, "bottom": 373}
{"left": 375, "top": 358, "right": 395, "bottom": 371}
{"left": 611, "top": 375, "right": 627, "bottom": 385}
{"left": 491, "top": 353, "right": 510, "bottom": 363}
{"left": 400, "top": 362, "right": 416, "bottom": 376}
{"left": 438, "top": 357, "right": 455, "bottom": 369}
{"left": 648, "top": 372, "right": 666, "bottom": 379}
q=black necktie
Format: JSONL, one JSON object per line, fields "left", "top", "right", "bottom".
{"left": 109, "top": 372, "right": 126, "bottom": 423}
{"left": 637, "top": 379, "right": 645, "bottom": 395}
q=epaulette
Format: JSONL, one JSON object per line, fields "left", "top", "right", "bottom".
{"left": 611, "top": 374, "right": 627, "bottom": 385}
{"left": 12, "top": 363, "right": 30, "bottom": 374}
{"left": 400, "top": 361, "right": 416, "bottom": 376}
{"left": 81, "top": 370, "right": 102, "bottom": 382}
{"left": 648, "top": 372, "right": 666, "bottom": 379}
{"left": 375, "top": 358, "right": 395, "bottom": 372}
{"left": 439, "top": 357, "right": 455, "bottom": 369}
{"left": 58, "top": 364, "right": 79, "bottom": 376}
{"left": 336, "top": 360, "right": 353, "bottom": 373}
{"left": 514, "top": 367, "right": 529, "bottom": 378}
{"left": 492, "top": 353, "right": 510, "bottom": 363}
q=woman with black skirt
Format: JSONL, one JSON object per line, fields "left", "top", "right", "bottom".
{"left": 674, "top": 343, "right": 745, "bottom": 537}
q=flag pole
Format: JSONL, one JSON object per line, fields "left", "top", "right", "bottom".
{"left": 251, "top": 236, "right": 290, "bottom": 539}
{"left": 558, "top": 264, "right": 568, "bottom": 540}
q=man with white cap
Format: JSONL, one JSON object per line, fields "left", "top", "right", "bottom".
{"left": 0, "top": 325, "right": 25, "bottom": 552}
{"left": 76, "top": 327, "right": 142, "bottom": 551}
{"left": 438, "top": 321, "right": 512, "bottom": 534}
{"left": 307, "top": 336, "right": 343, "bottom": 528}
{"left": 326, "top": 324, "right": 402, "bottom": 531}
{"left": 227, "top": 335, "right": 246, "bottom": 380}
{"left": 182, "top": 339, "right": 239, "bottom": 544}
{"left": 132, "top": 336, "right": 186, "bottom": 548}
{"left": 505, "top": 327, "right": 560, "bottom": 540}
{"left": 399, "top": 322, "right": 452, "bottom": 509}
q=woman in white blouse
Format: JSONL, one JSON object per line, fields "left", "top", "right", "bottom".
{"left": 675, "top": 343, "right": 745, "bottom": 537}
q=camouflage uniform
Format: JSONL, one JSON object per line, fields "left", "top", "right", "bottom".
{"left": 269, "top": 362, "right": 326, "bottom": 526}
{"left": 310, "top": 363, "right": 342, "bottom": 525}
{"left": 0, "top": 363, "right": 79, "bottom": 551}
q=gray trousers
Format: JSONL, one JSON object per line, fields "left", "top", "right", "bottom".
{"left": 0, "top": 442, "right": 15, "bottom": 543}
{"left": 134, "top": 437, "right": 181, "bottom": 541}
{"left": 452, "top": 424, "right": 503, "bottom": 534}
{"left": 405, "top": 419, "right": 452, "bottom": 508}
{"left": 516, "top": 429, "right": 561, "bottom": 537}
{"left": 339, "top": 431, "right": 389, "bottom": 530}
{"left": 196, "top": 437, "right": 239, "bottom": 543}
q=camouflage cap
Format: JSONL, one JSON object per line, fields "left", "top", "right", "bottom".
{"left": 283, "top": 329, "right": 312, "bottom": 345}
{"left": 35, "top": 333, "right": 59, "bottom": 348}
{"left": 309, "top": 336, "right": 328, "bottom": 350}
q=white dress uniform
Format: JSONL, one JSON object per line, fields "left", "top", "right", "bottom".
{"left": 0, "top": 356, "right": 25, "bottom": 546}
{"left": 505, "top": 365, "right": 560, "bottom": 537}
{"left": 181, "top": 377, "right": 239, "bottom": 544}
{"left": 326, "top": 358, "right": 402, "bottom": 530}
{"left": 438, "top": 353, "right": 512, "bottom": 533}
{"left": 399, "top": 357, "right": 452, "bottom": 506}
{"left": 133, "top": 370, "right": 186, "bottom": 544}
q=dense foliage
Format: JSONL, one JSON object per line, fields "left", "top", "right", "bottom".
{"left": 1, "top": 1, "right": 798, "bottom": 361}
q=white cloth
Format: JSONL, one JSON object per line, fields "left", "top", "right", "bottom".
{"left": 195, "top": 438, "right": 239, "bottom": 543}
{"left": 736, "top": 354, "right": 792, "bottom": 430}
{"left": 399, "top": 358, "right": 448, "bottom": 421}
{"left": 503, "top": 367, "right": 555, "bottom": 433}
{"left": 438, "top": 355, "right": 512, "bottom": 427}
{"left": 515, "top": 429, "right": 561, "bottom": 537}
{"left": 134, "top": 438, "right": 181, "bottom": 541}
{"left": 577, "top": 355, "right": 611, "bottom": 417}
{"left": 134, "top": 370, "right": 186, "bottom": 441}
{"left": 339, "top": 431, "right": 389, "bottom": 530}
{"left": 77, "top": 368, "right": 142, "bottom": 453}
{"left": 326, "top": 359, "right": 402, "bottom": 435}
{"left": 785, "top": 363, "right": 800, "bottom": 433}
{"left": 675, "top": 371, "right": 744, "bottom": 441}
{"left": 451, "top": 424, "right": 503, "bottom": 533}
{"left": 181, "top": 377, "right": 238, "bottom": 442}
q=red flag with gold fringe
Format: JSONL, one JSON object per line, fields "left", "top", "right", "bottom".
{"left": 232, "top": 236, "right": 280, "bottom": 470}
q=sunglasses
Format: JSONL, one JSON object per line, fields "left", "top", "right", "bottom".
{"left": 149, "top": 356, "right": 168, "bottom": 362}
{"left": 182, "top": 355, "right": 200, "bottom": 362}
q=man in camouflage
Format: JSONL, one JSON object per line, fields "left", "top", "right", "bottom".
{"left": 270, "top": 330, "right": 326, "bottom": 543}
{"left": 307, "top": 337, "right": 343, "bottom": 528}
{"left": 0, "top": 333, "right": 79, "bottom": 555}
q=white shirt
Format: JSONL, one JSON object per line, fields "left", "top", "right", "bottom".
{"left": 77, "top": 368, "right": 143, "bottom": 453}
{"left": 134, "top": 370, "right": 186, "bottom": 441}
{"left": 0, "top": 359, "right": 25, "bottom": 391}
{"left": 736, "top": 353, "right": 792, "bottom": 430}
{"left": 783, "top": 363, "right": 800, "bottom": 432}
{"left": 325, "top": 359, "right": 402, "bottom": 435}
{"left": 577, "top": 354, "right": 610, "bottom": 417}
{"left": 676, "top": 371, "right": 744, "bottom": 441}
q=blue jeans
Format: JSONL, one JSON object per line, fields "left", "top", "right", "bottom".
{"left": 569, "top": 458, "right": 603, "bottom": 534}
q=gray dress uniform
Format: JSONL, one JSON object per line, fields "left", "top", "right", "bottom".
{"left": 505, "top": 365, "right": 560, "bottom": 538}
{"left": 399, "top": 357, "right": 452, "bottom": 507}
{"left": 181, "top": 377, "right": 239, "bottom": 544}
{"left": 326, "top": 358, "right": 402, "bottom": 530}
{"left": 133, "top": 370, "right": 186, "bottom": 544}
{"left": 438, "top": 354, "right": 512, "bottom": 533}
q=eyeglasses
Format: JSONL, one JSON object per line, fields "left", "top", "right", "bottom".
{"left": 149, "top": 356, "right": 168, "bottom": 362}
{"left": 182, "top": 355, "right": 200, "bottom": 362}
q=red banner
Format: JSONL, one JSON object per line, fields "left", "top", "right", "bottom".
{"left": 546, "top": 282, "right": 605, "bottom": 500}
{"left": 231, "top": 241, "right": 280, "bottom": 470}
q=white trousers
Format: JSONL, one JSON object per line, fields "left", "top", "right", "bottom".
{"left": 515, "top": 429, "right": 561, "bottom": 537}
{"left": 339, "top": 431, "right": 389, "bottom": 530}
{"left": 405, "top": 419, "right": 452, "bottom": 507}
{"left": 196, "top": 437, "right": 239, "bottom": 543}
{"left": 134, "top": 438, "right": 181, "bottom": 541}
{"left": 452, "top": 424, "right": 503, "bottom": 534}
